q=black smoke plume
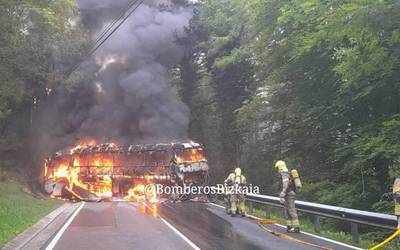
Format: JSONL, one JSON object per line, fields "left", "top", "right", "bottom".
{"left": 33, "top": 0, "right": 193, "bottom": 156}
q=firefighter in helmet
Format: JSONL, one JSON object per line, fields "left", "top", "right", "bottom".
{"left": 274, "top": 160, "right": 300, "bottom": 232}
{"left": 224, "top": 167, "right": 246, "bottom": 216}
{"left": 393, "top": 177, "right": 400, "bottom": 229}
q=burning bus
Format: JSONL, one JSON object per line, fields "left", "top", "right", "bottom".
{"left": 43, "top": 141, "right": 209, "bottom": 201}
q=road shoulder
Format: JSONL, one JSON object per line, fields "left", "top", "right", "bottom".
{"left": 2, "top": 202, "right": 81, "bottom": 250}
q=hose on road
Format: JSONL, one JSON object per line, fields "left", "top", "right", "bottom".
{"left": 257, "top": 221, "right": 332, "bottom": 250}
{"left": 368, "top": 229, "right": 400, "bottom": 250}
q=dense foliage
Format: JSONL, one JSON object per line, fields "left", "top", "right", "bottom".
{"left": 174, "top": 0, "right": 400, "bottom": 213}
{"left": 0, "top": 0, "right": 87, "bottom": 176}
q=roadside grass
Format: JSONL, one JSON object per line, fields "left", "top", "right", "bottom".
{"left": 0, "top": 177, "right": 63, "bottom": 246}
{"left": 247, "top": 205, "right": 399, "bottom": 250}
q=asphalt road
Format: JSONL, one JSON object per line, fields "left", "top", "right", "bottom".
{"left": 46, "top": 201, "right": 361, "bottom": 250}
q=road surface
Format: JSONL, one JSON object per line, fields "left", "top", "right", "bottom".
{"left": 45, "top": 201, "right": 361, "bottom": 250}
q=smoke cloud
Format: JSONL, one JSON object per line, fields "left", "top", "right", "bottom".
{"left": 33, "top": 0, "right": 192, "bottom": 154}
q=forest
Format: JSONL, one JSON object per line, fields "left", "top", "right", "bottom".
{"left": 172, "top": 0, "right": 400, "bottom": 215}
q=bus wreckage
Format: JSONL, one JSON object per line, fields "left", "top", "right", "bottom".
{"left": 43, "top": 141, "right": 209, "bottom": 202}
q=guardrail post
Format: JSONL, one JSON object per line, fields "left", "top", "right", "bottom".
{"left": 313, "top": 216, "right": 321, "bottom": 233}
{"left": 248, "top": 201, "right": 253, "bottom": 214}
{"left": 265, "top": 206, "right": 271, "bottom": 218}
{"left": 350, "top": 222, "right": 359, "bottom": 243}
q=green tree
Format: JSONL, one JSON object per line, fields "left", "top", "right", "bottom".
{"left": 176, "top": 0, "right": 400, "bottom": 213}
{"left": 0, "top": 0, "right": 88, "bottom": 176}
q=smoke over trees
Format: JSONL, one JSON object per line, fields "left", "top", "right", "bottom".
{"left": 33, "top": 0, "right": 194, "bottom": 157}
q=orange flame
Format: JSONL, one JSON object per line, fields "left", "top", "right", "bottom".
{"left": 176, "top": 148, "right": 206, "bottom": 164}
{"left": 125, "top": 183, "right": 158, "bottom": 202}
{"left": 69, "top": 138, "right": 97, "bottom": 154}
{"left": 53, "top": 165, "right": 69, "bottom": 178}
{"left": 48, "top": 139, "right": 115, "bottom": 198}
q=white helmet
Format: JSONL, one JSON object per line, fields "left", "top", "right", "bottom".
{"left": 234, "top": 167, "right": 241, "bottom": 176}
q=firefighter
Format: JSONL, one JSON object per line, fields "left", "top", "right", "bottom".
{"left": 274, "top": 160, "right": 300, "bottom": 233}
{"left": 224, "top": 167, "right": 246, "bottom": 216}
{"left": 393, "top": 177, "right": 400, "bottom": 229}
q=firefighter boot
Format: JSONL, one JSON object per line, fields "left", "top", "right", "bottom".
{"left": 287, "top": 227, "right": 300, "bottom": 233}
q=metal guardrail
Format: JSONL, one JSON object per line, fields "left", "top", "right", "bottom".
{"left": 245, "top": 193, "right": 398, "bottom": 243}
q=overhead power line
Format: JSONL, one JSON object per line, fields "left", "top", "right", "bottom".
{"left": 87, "top": 0, "right": 146, "bottom": 58}
{"left": 67, "top": 0, "right": 146, "bottom": 77}
{"left": 92, "top": 0, "right": 140, "bottom": 47}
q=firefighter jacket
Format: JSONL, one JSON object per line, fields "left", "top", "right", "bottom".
{"left": 279, "top": 171, "right": 295, "bottom": 197}
{"left": 225, "top": 173, "right": 246, "bottom": 185}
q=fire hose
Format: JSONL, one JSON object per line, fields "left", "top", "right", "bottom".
{"left": 257, "top": 216, "right": 400, "bottom": 250}
{"left": 245, "top": 214, "right": 332, "bottom": 250}
{"left": 257, "top": 221, "right": 333, "bottom": 250}
{"left": 368, "top": 229, "right": 400, "bottom": 250}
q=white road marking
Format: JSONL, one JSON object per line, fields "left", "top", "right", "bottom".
{"left": 142, "top": 202, "right": 201, "bottom": 250}
{"left": 45, "top": 202, "right": 85, "bottom": 250}
{"left": 209, "top": 203, "right": 225, "bottom": 209}
{"left": 160, "top": 217, "right": 201, "bottom": 250}
{"left": 209, "top": 203, "right": 363, "bottom": 250}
